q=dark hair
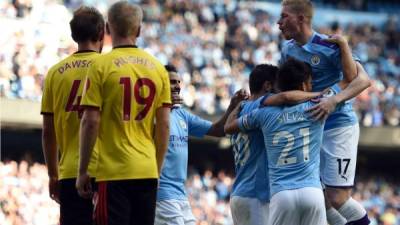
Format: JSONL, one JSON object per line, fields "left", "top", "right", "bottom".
{"left": 277, "top": 58, "right": 312, "bottom": 91}
{"left": 70, "top": 6, "right": 105, "bottom": 43}
{"left": 249, "top": 64, "right": 278, "bottom": 94}
{"left": 164, "top": 64, "right": 177, "bottom": 73}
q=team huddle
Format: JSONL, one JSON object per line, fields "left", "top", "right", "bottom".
{"left": 40, "top": 1, "right": 372, "bottom": 225}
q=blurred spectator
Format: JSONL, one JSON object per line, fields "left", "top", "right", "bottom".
{"left": 2, "top": 161, "right": 400, "bottom": 225}
{"left": 0, "top": 0, "right": 399, "bottom": 126}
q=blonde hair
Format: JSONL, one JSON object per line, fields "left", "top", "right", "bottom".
{"left": 108, "top": 1, "right": 143, "bottom": 38}
{"left": 282, "top": 0, "right": 314, "bottom": 22}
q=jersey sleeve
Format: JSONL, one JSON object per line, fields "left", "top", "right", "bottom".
{"left": 81, "top": 59, "right": 103, "bottom": 109}
{"left": 238, "top": 109, "right": 261, "bottom": 132}
{"left": 41, "top": 69, "right": 54, "bottom": 114}
{"left": 156, "top": 67, "right": 172, "bottom": 108}
{"left": 185, "top": 110, "right": 212, "bottom": 137}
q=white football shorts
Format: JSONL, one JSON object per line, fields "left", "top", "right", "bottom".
{"left": 155, "top": 199, "right": 196, "bottom": 225}
{"left": 320, "top": 123, "right": 359, "bottom": 187}
{"left": 230, "top": 196, "right": 269, "bottom": 225}
{"left": 268, "top": 187, "right": 327, "bottom": 225}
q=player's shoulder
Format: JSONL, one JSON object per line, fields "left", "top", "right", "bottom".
{"left": 281, "top": 39, "right": 296, "bottom": 51}
{"left": 310, "top": 32, "right": 340, "bottom": 52}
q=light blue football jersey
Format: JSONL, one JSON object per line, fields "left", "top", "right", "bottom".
{"left": 157, "top": 107, "right": 212, "bottom": 201}
{"left": 281, "top": 31, "right": 358, "bottom": 130}
{"left": 238, "top": 101, "right": 324, "bottom": 196}
{"left": 230, "top": 95, "right": 270, "bottom": 202}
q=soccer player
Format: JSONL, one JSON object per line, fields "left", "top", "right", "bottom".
{"left": 41, "top": 6, "right": 104, "bottom": 225}
{"left": 75, "top": 2, "right": 171, "bottom": 225}
{"left": 277, "top": 1, "right": 371, "bottom": 224}
{"left": 229, "top": 64, "right": 323, "bottom": 225}
{"left": 225, "top": 58, "right": 328, "bottom": 225}
{"left": 155, "top": 64, "right": 247, "bottom": 225}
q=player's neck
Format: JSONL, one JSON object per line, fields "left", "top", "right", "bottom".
{"left": 250, "top": 92, "right": 265, "bottom": 100}
{"left": 77, "top": 42, "right": 99, "bottom": 52}
{"left": 295, "top": 27, "right": 313, "bottom": 45}
{"left": 112, "top": 36, "right": 137, "bottom": 48}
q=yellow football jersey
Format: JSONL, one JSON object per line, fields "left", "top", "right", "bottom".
{"left": 81, "top": 46, "right": 171, "bottom": 181}
{"left": 41, "top": 51, "right": 99, "bottom": 180}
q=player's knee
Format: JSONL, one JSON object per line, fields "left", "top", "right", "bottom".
{"left": 326, "top": 188, "right": 351, "bottom": 209}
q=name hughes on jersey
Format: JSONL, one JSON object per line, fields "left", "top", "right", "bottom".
{"left": 58, "top": 60, "right": 92, "bottom": 74}
{"left": 113, "top": 56, "right": 156, "bottom": 69}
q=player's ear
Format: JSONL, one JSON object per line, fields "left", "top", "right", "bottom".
{"left": 136, "top": 25, "right": 141, "bottom": 38}
{"left": 106, "top": 22, "right": 111, "bottom": 35}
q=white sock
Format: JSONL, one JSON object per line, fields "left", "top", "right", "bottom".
{"left": 327, "top": 207, "right": 347, "bottom": 225}
{"left": 338, "top": 198, "right": 367, "bottom": 222}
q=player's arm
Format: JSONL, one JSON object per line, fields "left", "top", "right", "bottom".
{"left": 262, "top": 91, "right": 321, "bottom": 106}
{"left": 335, "top": 62, "right": 370, "bottom": 102}
{"left": 42, "top": 113, "right": 59, "bottom": 203}
{"left": 325, "top": 35, "right": 357, "bottom": 83}
{"left": 207, "top": 89, "right": 248, "bottom": 137}
{"left": 154, "top": 107, "right": 170, "bottom": 174}
{"left": 77, "top": 107, "right": 100, "bottom": 198}
{"left": 307, "top": 37, "right": 371, "bottom": 120}
{"left": 224, "top": 103, "right": 242, "bottom": 134}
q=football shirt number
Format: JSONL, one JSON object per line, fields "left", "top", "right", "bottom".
{"left": 273, "top": 128, "right": 310, "bottom": 166}
{"left": 120, "top": 77, "right": 156, "bottom": 121}
{"left": 65, "top": 79, "right": 86, "bottom": 118}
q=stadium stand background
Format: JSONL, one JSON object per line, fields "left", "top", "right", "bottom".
{"left": 1, "top": 0, "right": 400, "bottom": 224}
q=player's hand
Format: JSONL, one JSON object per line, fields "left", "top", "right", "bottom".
{"left": 49, "top": 177, "right": 60, "bottom": 204}
{"left": 229, "top": 89, "right": 249, "bottom": 110}
{"left": 76, "top": 173, "right": 92, "bottom": 199}
{"left": 172, "top": 92, "right": 183, "bottom": 105}
{"left": 323, "top": 34, "right": 347, "bottom": 47}
{"left": 306, "top": 96, "right": 338, "bottom": 121}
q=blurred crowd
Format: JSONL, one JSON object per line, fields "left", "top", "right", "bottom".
{"left": 1, "top": 161, "right": 400, "bottom": 225}
{"left": 0, "top": 0, "right": 399, "bottom": 126}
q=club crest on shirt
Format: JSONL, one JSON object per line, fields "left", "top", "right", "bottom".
{"left": 311, "top": 55, "right": 320, "bottom": 65}
{"left": 179, "top": 119, "right": 187, "bottom": 129}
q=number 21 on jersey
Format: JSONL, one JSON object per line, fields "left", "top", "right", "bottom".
{"left": 273, "top": 128, "right": 310, "bottom": 166}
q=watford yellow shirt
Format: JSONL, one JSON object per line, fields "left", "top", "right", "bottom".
{"left": 41, "top": 51, "right": 99, "bottom": 180}
{"left": 81, "top": 46, "right": 171, "bottom": 181}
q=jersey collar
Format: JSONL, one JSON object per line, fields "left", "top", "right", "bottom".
{"left": 113, "top": 45, "right": 138, "bottom": 49}
{"left": 301, "top": 30, "right": 317, "bottom": 51}
{"left": 74, "top": 50, "right": 97, "bottom": 54}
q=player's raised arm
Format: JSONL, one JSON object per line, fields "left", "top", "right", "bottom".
{"left": 206, "top": 89, "right": 248, "bottom": 137}
{"left": 262, "top": 90, "right": 321, "bottom": 106}
{"left": 223, "top": 103, "right": 242, "bottom": 135}
{"left": 324, "top": 35, "right": 357, "bottom": 83}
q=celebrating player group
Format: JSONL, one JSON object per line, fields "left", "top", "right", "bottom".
{"left": 41, "top": 0, "right": 372, "bottom": 225}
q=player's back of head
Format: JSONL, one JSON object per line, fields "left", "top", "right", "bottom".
{"left": 249, "top": 64, "right": 278, "bottom": 95}
{"left": 278, "top": 58, "right": 312, "bottom": 92}
{"left": 108, "top": 1, "right": 143, "bottom": 38}
{"left": 164, "top": 64, "right": 178, "bottom": 73}
{"left": 70, "top": 6, "right": 105, "bottom": 43}
{"left": 282, "top": 0, "right": 314, "bottom": 22}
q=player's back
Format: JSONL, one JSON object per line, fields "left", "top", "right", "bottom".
{"left": 231, "top": 96, "right": 269, "bottom": 202}
{"left": 81, "top": 46, "right": 171, "bottom": 181}
{"left": 257, "top": 101, "right": 324, "bottom": 196}
{"left": 41, "top": 51, "right": 99, "bottom": 179}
